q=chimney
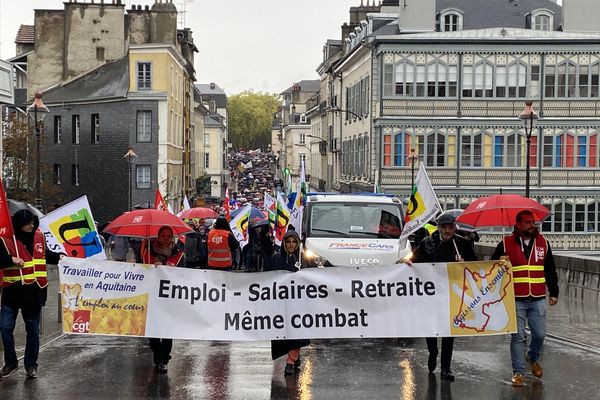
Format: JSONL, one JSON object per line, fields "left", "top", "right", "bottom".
{"left": 562, "top": 0, "right": 600, "bottom": 32}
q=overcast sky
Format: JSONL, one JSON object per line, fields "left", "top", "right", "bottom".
{"left": 0, "top": 0, "right": 362, "bottom": 95}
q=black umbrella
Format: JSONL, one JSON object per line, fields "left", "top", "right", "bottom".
{"left": 7, "top": 199, "right": 44, "bottom": 218}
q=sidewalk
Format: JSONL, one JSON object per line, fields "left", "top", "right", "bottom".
{"left": 0, "top": 265, "right": 64, "bottom": 359}
{"left": 544, "top": 282, "right": 600, "bottom": 353}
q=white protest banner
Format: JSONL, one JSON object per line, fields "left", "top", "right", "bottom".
{"left": 39, "top": 196, "right": 105, "bottom": 259}
{"left": 59, "top": 258, "right": 516, "bottom": 340}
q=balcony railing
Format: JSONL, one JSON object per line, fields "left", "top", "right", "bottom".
{"left": 381, "top": 167, "right": 600, "bottom": 187}
{"left": 381, "top": 98, "right": 600, "bottom": 118}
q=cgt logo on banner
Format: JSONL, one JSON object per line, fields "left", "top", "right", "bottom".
{"left": 40, "top": 196, "right": 105, "bottom": 259}
{"left": 58, "top": 258, "right": 517, "bottom": 340}
{"left": 72, "top": 310, "right": 91, "bottom": 333}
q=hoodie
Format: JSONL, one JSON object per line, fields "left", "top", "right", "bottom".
{"left": 0, "top": 209, "right": 48, "bottom": 309}
{"left": 264, "top": 230, "right": 301, "bottom": 272}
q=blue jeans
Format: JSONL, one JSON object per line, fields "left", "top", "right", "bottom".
{"left": 0, "top": 304, "right": 41, "bottom": 368}
{"left": 510, "top": 299, "right": 546, "bottom": 374}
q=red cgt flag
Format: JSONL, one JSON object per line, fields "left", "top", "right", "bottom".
{"left": 0, "top": 180, "right": 14, "bottom": 238}
{"left": 154, "top": 190, "right": 167, "bottom": 211}
{"left": 223, "top": 188, "right": 231, "bottom": 221}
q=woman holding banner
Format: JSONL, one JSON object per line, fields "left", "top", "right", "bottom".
{"left": 264, "top": 229, "right": 309, "bottom": 376}
{"left": 140, "top": 226, "right": 183, "bottom": 373}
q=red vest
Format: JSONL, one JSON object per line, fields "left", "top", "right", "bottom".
{"left": 207, "top": 229, "right": 232, "bottom": 268}
{"left": 503, "top": 234, "right": 547, "bottom": 298}
{"left": 1, "top": 230, "right": 48, "bottom": 288}
{"left": 140, "top": 240, "right": 183, "bottom": 266}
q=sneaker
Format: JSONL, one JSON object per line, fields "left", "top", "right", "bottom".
{"left": 440, "top": 369, "right": 455, "bottom": 382}
{"left": 0, "top": 364, "right": 18, "bottom": 378}
{"left": 427, "top": 353, "right": 437, "bottom": 373}
{"left": 527, "top": 358, "right": 543, "bottom": 378}
{"left": 511, "top": 373, "right": 525, "bottom": 387}
{"left": 284, "top": 363, "right": 295, "bottom": 376}
{"left": 25, "top": 367, "right": 38, "bottom": 379}
{"left": 294, "top": 357, "right": 301, "bottom": 369}
{"left": 157, "top": 363, "right": 168, "bottom": 374}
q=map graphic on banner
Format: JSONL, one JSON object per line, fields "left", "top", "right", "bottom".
{"left": 39, "top": 196, "right": 105, "bottom": 259}
{"left": 58, "top": 259, "right": 516, "bottom": 340}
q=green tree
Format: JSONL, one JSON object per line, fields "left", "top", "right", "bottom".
{"left": 228, "top": 91, "right": 280, "bottom": 150}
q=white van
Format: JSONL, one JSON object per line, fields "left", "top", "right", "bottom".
{"left": 301, "top": 194, "right": 413, "bottom": 267}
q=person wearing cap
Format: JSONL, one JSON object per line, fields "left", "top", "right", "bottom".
{"left": 410, "top": 211, "right": 477, "bottom": 381}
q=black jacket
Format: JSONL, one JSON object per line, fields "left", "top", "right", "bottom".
{"left": 262, "top": 230, "right": 309, "bottom": 358}
{"left": 264, "top": 230, "right": 301, "bottom": 272}
{"left": 412, "top": 231, "right": 477, "bottom": 263}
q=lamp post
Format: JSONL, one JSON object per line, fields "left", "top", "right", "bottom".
{"left": 408, "top": 148, "right": 417, "bottom": 189}
{"left": 26, "top": 92, "right": 49, "bottom": 211}
{"left": 518, "top": 101, "right": 540, "bottom": 198}
{"left": 329, "top": 107, "right": 363, "bottom": 121}
{"left": 124, "top": 148, "right": 137, "bottom": 210}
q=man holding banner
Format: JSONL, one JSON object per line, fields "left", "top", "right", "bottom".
{"left": 0, "top": 210, "right": 48, "bottom": 379}
{"left": 410, "top": 211, "right": 477, "bottom": 382}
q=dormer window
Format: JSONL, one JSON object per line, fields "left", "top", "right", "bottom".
{"left": 444, "top": 14, "right": 459, "bottom": 31}
{"left": 439, "top": 9, "right": 464, "bottom": 32}
{"left": 534, "top": 15, "right": 550, "bottom": 31}
{"left": 530, "top": 9, "right": 554, "bottom": 31}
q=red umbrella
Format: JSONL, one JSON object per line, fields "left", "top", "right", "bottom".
{"left": 456, "top": 194, "right": 551, "bottom": 228}
{"left": 103, "top": 209, "right": 194, "bottom": 238}
{"left": 178, "top": 207, "right": 218, "bottom": 220}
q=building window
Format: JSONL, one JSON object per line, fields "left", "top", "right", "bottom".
{"left": 545, "top": 61, "right": 582, "bottom": 98}
{"left": 439, "top": 9, "right": 463, "bottom": 32}
{"left": 204, "top": 153, "right": 210, "bottom": 168}
{"left": 494, "top": 132, "right": 524, "bottom": 167}
{"left": 444, "top": 14, "right": 459, "bottom": 31}
{"left": 495, "top": 63, "right": 528, "bottom": 98}
{"left": 461, "top": 132, "right": 483, "bottom": 167}
{"left": 393, "top": 132, "right": 410, "bottom": 166}
{"left": 389, "top": 60, "right": 457, "bottom": 98}
{"left": 71, "top": 164, "right": 80, "bottom": 186}
{"left": 91, "top": 114, "right": 100, "bottom": 144}
{"left": 462, "top": 62, "right": 493, "bottom": 98}
{"left": 299, "top": 133, "right": 306, "bottom": 144}
{"left": 416, "top": 131, "right": 446, "bottom": 167}
{"left": 72, "top": 115, "right": 80, "bottom": 144}
{"left": 542, "top": 129, "right": 598, "bottom": 167}
{"left": 53, "top": 164, "right": 61, "bottom": 185}
{"left": 54, "top": 116, "right": 62, "bottom": 144}
{"left": 137, "top": 111, "right": 152, "bottom": 142}
{"left": 534, "top": 15, "right": 550, "bottom": 31}
{"left": 136, "top": 165, "right": 151, "bottom": 189}
{"left": 137, "top": 62, "right": 151, "bottom": 90}
{"left": 204, "top": 133, "right": 210, "bottom": 146}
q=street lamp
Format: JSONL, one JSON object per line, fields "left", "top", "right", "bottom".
{"left": 26, "top": 92, "right": 49, "bottom": 210}
{"left": 518, "top": 101, "right": 540, "bottom": 198}
{"left": 330, "top": 106, "right": 363, "bottom": 121}
{"left": 124, "top": 148, "right": 137, "bottom": 210}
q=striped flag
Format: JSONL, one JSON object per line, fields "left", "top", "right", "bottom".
{"left": 274, "top": 192, "right": 291, "bottom": 247}
{"left": 400, "top": 162, "right": 441, "bottom": 240}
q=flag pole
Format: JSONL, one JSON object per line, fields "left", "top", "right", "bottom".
{"left": 410, "top": 148, "right": 416, "bottom": 190}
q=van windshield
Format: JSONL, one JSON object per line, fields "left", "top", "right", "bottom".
{"left": 307, "top": 203, "right": 402, "bottom": 239}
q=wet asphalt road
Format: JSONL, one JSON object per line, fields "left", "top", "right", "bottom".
{"left": 1, "top": 334, "right": 599, "bottom": 400}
